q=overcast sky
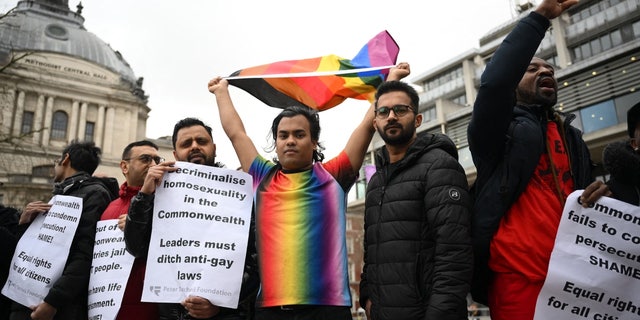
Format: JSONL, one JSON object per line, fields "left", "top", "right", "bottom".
{"left": 3, "top": 0, "right": 523, "bottom": 168}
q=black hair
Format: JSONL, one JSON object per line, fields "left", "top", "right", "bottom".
{"left": 268, "top": 106, "right": 325, "bottom": 163}
{"left": 172, "top": 118, "right": 213, "bottom": 149}
{"left": 61, "top": 140, "right": 102, "bottom": 175}
{"left": 121, "top": 140, "right": 159, "bottom": 160}
{"left": 374, "top": 80, "right": 420, "bottom": 112}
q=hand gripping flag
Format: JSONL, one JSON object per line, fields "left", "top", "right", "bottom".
{"left": 227, "top": 30, "right": 399, "bottom": 111}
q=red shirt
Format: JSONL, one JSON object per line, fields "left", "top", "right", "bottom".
{"left": 489, "top": 121, "right": 575, "bottom": 281}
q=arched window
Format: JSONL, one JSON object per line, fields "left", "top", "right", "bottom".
{"left": 50, "top": 111, "right": 68, "bottom": 140}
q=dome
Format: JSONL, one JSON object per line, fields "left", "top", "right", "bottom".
{"left": 0, "top": 0, "right": 139, "bottom": 86}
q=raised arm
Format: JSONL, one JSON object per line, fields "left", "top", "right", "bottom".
{"left": 208, "top": 77, "right": 259, "bottom": 172}
{"left": 468, "top": 0, "right": 576, "bottom": 170}
{"left": 343, "top": 63, "right": 411, "bottom": 172}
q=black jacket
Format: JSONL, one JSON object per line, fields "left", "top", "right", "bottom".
{"left": 124, "top": 188, "right": 259, "bottom": 320}
{"left": 13, "top": 172, "right": 114, "bottom": 319}
{"left": 603, "top": 140, "right": 640, "bottom": 205}
{"left": 360, "top": 133, "right": 472, "bottom": 320}
{"left": 467, "top": 12, "right": 593, "bottom": 304}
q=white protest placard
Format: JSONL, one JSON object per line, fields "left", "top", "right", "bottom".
{"left": 141, "top": 162, "right": 253, "bottom": 308}
{"left": 535, "top": 190, "right": 640, "bottom": 320}
{"left": 1, "top": 195, "right": 83, "bottom": 307}
{"left": 87, "top": 219, "right": 135, "bottom": 320}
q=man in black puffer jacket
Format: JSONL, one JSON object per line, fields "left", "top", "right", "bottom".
{"left": 359, "top": 80, "right": 472, "bottom": 320}
{"left": 10, "top": 141, "right": 115, "bottom": 320}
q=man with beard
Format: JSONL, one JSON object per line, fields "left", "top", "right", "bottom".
{"left": 359, "top": 81, "right": 472, "bottom": 320}
{"left": 208, "top": 64, "right": 409, "bottom": 320}
{"left": 467, "top": 0, "right": 608, "bottom": 319}
{"left": 124, "top": 118, "right": 258, "bottom": 320}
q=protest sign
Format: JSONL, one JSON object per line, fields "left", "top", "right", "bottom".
{"left": 535, "top": 191, "right": 640, "bottom": 320}
{"left": 1, "top": 195, "right": 82, "bottom": 307}
{"left": 141, "top": 162, "right": 253, "bottom": 308}
{"left": 87, "top": 220, "right": 135, "bottom": 320}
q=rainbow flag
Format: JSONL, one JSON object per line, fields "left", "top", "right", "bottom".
{"left": 227, "top": 30, "right": 399, "bottom": 111}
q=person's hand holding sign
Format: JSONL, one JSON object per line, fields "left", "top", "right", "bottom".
{"left": 181, "top": 296, "right": 220, "bottom": 319}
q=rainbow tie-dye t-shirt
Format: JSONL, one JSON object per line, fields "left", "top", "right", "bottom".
{"left": 249, "top": 152, "right": 356, "bottom": 307}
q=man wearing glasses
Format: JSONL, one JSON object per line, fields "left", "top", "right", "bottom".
{"left": 99, "top": 140, "right": 163, "bottom": 320}
{"left": 123, "top": 118, "right": 258, "bottom": 320}
{"left": 359, "top": 81, "right": 473, "bottom": 320}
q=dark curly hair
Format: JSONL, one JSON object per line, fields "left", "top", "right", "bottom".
{"left": 61, "top": 140, "right": 102, "bottom": 175}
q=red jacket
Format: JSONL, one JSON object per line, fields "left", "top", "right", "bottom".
{"left": 101, "top": 183, "right": 158, "bottom": 320}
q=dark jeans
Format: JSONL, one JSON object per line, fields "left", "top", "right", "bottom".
{"left": 255, "top": 305, "right": 351, "bottom": 320}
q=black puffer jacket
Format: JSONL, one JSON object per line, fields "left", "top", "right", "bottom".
{"left": 46, "top": 173, "right": 114, "bottom": 315}
{"left": 603, "top": 140, "right": 640, "bottom": 205}
{"left": 360, "top": 133, "right": 472, "bottom": 320}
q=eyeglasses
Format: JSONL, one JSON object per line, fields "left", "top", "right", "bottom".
{"left": 124, "top": 154, "right": 164, "bottom": 164}
{"left": 375, "top": 104, "right": 414, "bottom": 119}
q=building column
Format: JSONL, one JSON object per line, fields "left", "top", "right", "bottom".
{"left": 129, "top": 109, "right": 138, "bottom": 141}
{"left": 435, "top": 99, "right": 445, "bottom": 123}
{"left": 552, "top": 15, "right": 571, "bottom": 68}
{"left": 32, "top": 94, "right": 45, "bottom": 144}
{"left": 11, "top": 90, "right": 23, "bottom": 137}
{"left": 41, "top": 96, "right": 54, "bottom": 146}
{"left": 96, "top": 105, "right": 105, "bottom": 147}
{"left": 68, "top": 100, "right": 80, "bottom": 141}
{"left": 123, "top": 109, "right": 131, "bottom": 145}
{"left": 0, "top": 88, "right": 16, "bottom": 138}
{"left": 462, "top": 59, "right": 477, "bottom": 106}
{"left": 0, "top": 89, "right": 13, "bottom": 140}
{"left": 77, "top": 102, "right": 88, "bottom": 141}
{"left": 103, "top": 107, "right": 115, "bottom": 154}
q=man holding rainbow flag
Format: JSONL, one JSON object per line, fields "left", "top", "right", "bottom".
{"left": 208, "top": 30, "right": 407, "bottom": 319}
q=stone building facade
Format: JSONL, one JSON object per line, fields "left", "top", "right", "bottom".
{"left": 0, "top": 0, "right": 173, "bottom": 209}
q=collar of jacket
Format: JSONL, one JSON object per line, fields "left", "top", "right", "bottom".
{"left": 53, "top": 172, "right": 92, "bottom": 195}
{"left": 515, "top": 104, "right": 576, "bottom": 126}
{"left": 374, "top": 133, "right": 458, "bottom": 169}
